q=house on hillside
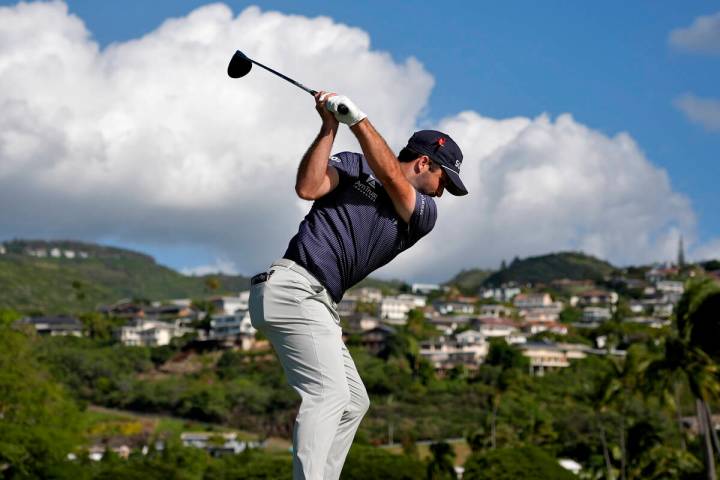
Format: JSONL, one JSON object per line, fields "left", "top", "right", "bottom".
{"left": 360, "top": 325, "right": 396, "bottom": 355}
{"left": 428, "top": 315, "right": 472, "bottom": 335}
{"left": 570, "top": 289, "right": 618, "bottom": 307}
{"left": 411, "top": 283, "right": 441, "bottom": 295}
{"left": 471, "top": 317, "right": 518, "bottom": 340}
{"left": 210, "top": 292, "right": 249, "bottom": 315}
{"left": 15, "top": 316, "right": 83, "bottom": 337}
{"left": 209, "top": 310, "right": 256, "bottom": 350}
{"left": 343, "top": 313, "right": 379, "bottom": 332}
{"left": 582, "top": 307, "right": 612, "bottom": 323}
{"left": 343, "top": 287, "right": 383, "bottom": 303}
{"left": 117, "top": 318, "right": 193, "bottom": 346}
{"left": 420, "top": 330, "right": 488, "bottom": 372}
{"left": 432, "top": 299, "right": 475, "bottom": 316}
{"left": 181, "top": 432, "right": 261, "bottom": 456}
{"left": 478, "top": 304, "right": 513, "bottom": 318}
{"left": 379, "top": 294, "right": 425, "bottom": 324}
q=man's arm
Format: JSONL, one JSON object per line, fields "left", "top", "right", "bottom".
{"left": 350, "top": 119, "right": 416, "bottom": 223}
{"left": 295, "top": 92, "right": 341, "bottom": 200}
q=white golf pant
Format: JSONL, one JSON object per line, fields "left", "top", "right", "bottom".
{"left": 248, "top": 259, "right": 370, "bottom": 480}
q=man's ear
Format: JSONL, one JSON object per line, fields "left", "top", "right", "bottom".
{"left": 417, "top": 155, "right": 431, "bottom": 172}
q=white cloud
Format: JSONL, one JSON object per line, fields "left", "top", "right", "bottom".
{"left": 181, "top": 258, "right": 239, "bottom": 276}
{"left": 669, "top": 11, "right": 720, "bottom": 55}
{"left": 674, "top": 93, "right": 720, "bottom": 132}
{"left": 0, "top": 2, "right": 716, "bottom": 284}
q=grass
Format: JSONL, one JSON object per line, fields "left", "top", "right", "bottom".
{"left": 381, "top": 438, "right": 472, "bottom": 466}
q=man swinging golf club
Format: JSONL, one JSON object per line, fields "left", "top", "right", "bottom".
{"left": 248, "top": 91, "right": 467, "bottom": 480}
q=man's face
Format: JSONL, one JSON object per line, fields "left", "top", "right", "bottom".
{"left": 421, "top": 158, "right": 448, "bottom": 198}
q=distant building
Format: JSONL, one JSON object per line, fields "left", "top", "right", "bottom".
{"left": 582, "top": 307, "right": 612, "bottom": 323}
{"left": 656, "top": 280, "right": 684, "bottom": 296}
{"left": 337, "top": 298, "right": 357, "bottom": 317}
{"left": 411, "top": 283, "right": 441, "bottom": 295}
{"left": 16, "top": 316, "right": 83, "bottom": 337}
{"left": 379, "top": 295, "right": 423, "bottom": 324}
{"left": 472, "top": 317, "right": 518, "bottom": 340}
{"left": 343, "top": 313, "right": 379, "bottom": 332}
{"left": 420, "top": 330, "right": 488, "bottom": 371}
{"left": 210, "top": 293, "right": 249, "bottom": 315}
{"left": 344, "top": 287, "right": 383, "bottom": 303}
{"left": 571, "top": 290, "right": 618, "bottom": 307}
{"left": 520, "top": 342, "right": 571, "bottom": 375}
{"left": 479, "top": 285, "right": 521, "bottom": 302}
{"left": 360, "top": 325, "right": 396, "bottom": 355}
{"left": 432, "top": 300, "right": 475, "bottom": 316}
{"left": 0, "top": 244, "right": 5, "bottom": 255}
{"left": 428, "top": 315, "right": 473, "bottom": 335}
{"left": 181, "top": 432, "right": 260, "bottom": 456}
{"left": 478, "top": 304, "right": 513, "bottom": 318}
{"left": 118, "top": 318, "right": 193, "bottom": 347}
{"left": 513, "top": 293, "right": 553, "bottom": 309}
{"left": 209, "top": 310, "right": 256, "bottom": 350}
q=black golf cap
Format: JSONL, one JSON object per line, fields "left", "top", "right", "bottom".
{"left": 406, "top": 130, "right": 467, "bottom": 196}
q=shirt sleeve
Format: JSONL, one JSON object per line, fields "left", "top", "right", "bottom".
{"left": 408, "top": 190, "right": 437, "bottom": 243}
{"left": 329, "top": 151, "right": 361, "bottom": 184}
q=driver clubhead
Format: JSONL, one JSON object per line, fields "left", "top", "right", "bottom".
{"left": 228, "top": 50, "right": 253, "bottom": 78}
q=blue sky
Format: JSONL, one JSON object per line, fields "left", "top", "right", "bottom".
{"left": 1, "top": 1, "right": 718, "bottom": 277}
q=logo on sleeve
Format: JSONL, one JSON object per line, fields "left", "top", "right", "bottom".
{"left": 330, "top": 155, "right": 341, "bottom": 163}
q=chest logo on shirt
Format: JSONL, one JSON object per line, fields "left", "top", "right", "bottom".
{"left": 352, "top": 173, "right": 380, "bottom": 202}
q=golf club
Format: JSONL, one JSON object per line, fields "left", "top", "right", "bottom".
{"left": 227, "top": 50, "right": 349, "bottom": 115}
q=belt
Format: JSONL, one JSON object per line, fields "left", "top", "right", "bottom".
{"left": 250, "top": 259, "right": 322, "bottom": 288}
{"left": 251, "top": 271, "right": 272, "bottom": 286}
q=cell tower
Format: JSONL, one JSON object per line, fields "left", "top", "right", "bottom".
{"left": 677, "top": 234, "right": 686, "bottom": 268}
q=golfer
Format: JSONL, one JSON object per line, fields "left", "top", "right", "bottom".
{"left": 248, "top": 91, "right": 467, "bottom": 480}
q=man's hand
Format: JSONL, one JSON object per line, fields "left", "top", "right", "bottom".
{"left": 315, "top": 91, "right": 339, "bottom": 130}
{"left": 326, "top": 94, "right": 367, "bottom": 126}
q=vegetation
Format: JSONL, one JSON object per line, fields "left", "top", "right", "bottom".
{"left": 0, "top": 240, "right": 251, "bottom": 313}
{"left": 444, "top": 268, "right": 493, "bottom": 295}
{"left": 483, "top": 251, "right": 615, "bottom": 286}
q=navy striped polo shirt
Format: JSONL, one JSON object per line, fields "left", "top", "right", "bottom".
{"left": 283, "top": 151, "right": 437, "bottom": 303}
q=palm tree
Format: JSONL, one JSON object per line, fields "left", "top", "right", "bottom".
{"left": 645, "top": 277, "right": 720, "bottom": 480}
{"left": 426, "top": 441, "right": 456, "bottom": 480}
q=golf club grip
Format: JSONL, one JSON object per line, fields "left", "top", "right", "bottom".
{"left": 337, "top": 104, "right": 349, "bottom": 115}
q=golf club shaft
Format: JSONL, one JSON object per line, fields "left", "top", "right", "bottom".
{"left": 250, "top": 58, "right": 316, "bottom": 95}
{"left": 249, "top": 57, "right": 348, "bottom": 114}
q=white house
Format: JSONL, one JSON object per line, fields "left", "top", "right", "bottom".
{"left": 344, "top": 287, "right": 383, "bottom": 303}
{"left": 582, "top": 307, "right": 612, "bottom": 323}
{"left": 480, "top": 286, "right": 521, "bottom": 302}
{"left": 0, "top": 244, "right": 5, "bottom": 255}
{"left": 118, "top": 318, "right": 193, "bottom": 347}
{"left": 420, "top": 330, "right": 488, "bottom": 371}
{"left": 16, "top": 316, "right": 83, "bottom": 337}
{"left": 478, "top": 304, "right": 513, "bottom": 318}
{"left": 656, "top": 280, "right": 684, "bottom": 295}
{"left": 472, "top": 317, "right": 518, "bottom": 340}
{"left": 210, "top": 293, "right": 249, "bottom": 315}
{"left": 514, "top": 293, "right": 553, "bottom": 309}
{"left": 379, "top": 295, "right": 418, "bottom": 324}
{"left": 411, "top": 283, "right": 441, "bottom": 295}
{"left": 209, "top": 310, "right": 256, "bottom": 350}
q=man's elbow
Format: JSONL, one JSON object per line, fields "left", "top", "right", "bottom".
{"left": 295, "top": 184, "right": 318, "bottom": 201}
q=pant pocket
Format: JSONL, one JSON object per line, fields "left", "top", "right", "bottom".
{"left": 248, "top": 284, "right": 265, "bottom": 329}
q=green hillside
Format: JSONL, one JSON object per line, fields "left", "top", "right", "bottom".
{"left": 0, "top": 240, "right": 250, "bottom": 314}
{"left": 445, "top": 268, "right": 494, "bottom": 294}
{"left": 482, "top": 251, "right": 615, "bottom": 287}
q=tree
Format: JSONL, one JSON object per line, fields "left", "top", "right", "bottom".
{"left": 340, "top": 444, "right": 425, "bottom": 480}
{"left": 463, "top": 445, "right": 576, "bottom": 480}
{"left": 0, "top": 326, "right": 82, "bottom": 478}
{"left": 646, "top": 277, "right": 720, "bottom": 480}
{"left": 426, "top": 441, "right": 456, "bottom": 480}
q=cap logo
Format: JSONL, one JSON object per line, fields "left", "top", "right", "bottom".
{"left": 437, "top": 137, "right": 446, "bottom": 147}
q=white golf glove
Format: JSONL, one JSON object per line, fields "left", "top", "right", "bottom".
{"left": 325, "top": 95, "right": 367, "bottom": 126}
